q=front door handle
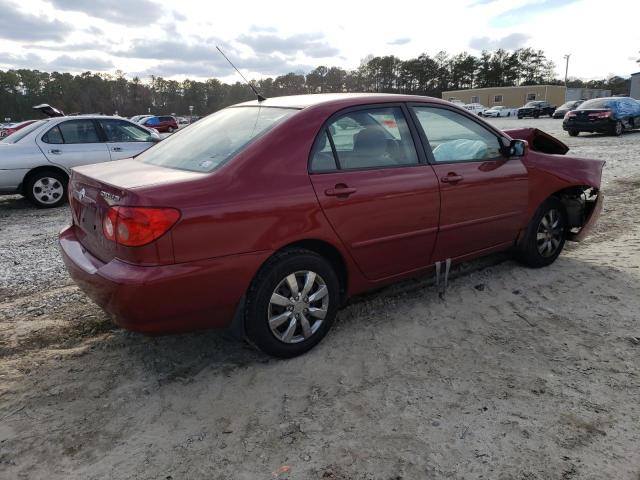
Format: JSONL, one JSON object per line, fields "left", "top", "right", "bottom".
{"left": 441, "top": 173, "right": 463, "bottom": 183}
{"left": 111, "top": 147, "right": 123, "bottom": 152}
{"left": 49, "top": 149, "right": 62, "bottom": 155}
{"left": 325, "top": 185, "right": 357, "bottom": 197}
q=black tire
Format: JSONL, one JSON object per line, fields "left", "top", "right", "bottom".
{"left": 533, "top": 111, "right": 540, "bottom": 119}
{"left": 167, "top": 127, "right": 175, "bottom": 133}
{"left": 24, "top": 169, "right": 68, "bottom": 208}
{"left": 568, "top": 130, "right": 579, "bottom": 137}
{"left": 516, "top": 197, "right": 567, "bottom": 268}
{"left": 611, "top": 120, "right": 623, "bottom": 136}
{"left": 245, "top": 248, "right": 340, "bottom": 358}
{"left": 507, "top": 112, "right": 511, "bottom": 117}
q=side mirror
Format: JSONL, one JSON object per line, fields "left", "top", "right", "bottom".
{"left": 147, "top": 131, "right": 161, "bottom": 143}
{"left": 506, "top": 139, "right": 527, "bottom": 157}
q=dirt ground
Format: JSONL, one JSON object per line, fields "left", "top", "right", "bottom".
{"left": 1, "top": 118, "right": 639, "bottom": 480}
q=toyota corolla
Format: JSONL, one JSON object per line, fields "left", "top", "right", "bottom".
{"left": 59, "top": 93, "right": 604, "bottom": 357}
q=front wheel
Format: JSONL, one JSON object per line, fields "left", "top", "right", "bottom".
{"left": 167, "top": 127, "right": 175, "bottom": 133}
{"left": 25, "top": 170, "right": 68, "bottom": 208}
{"left": 245, "top": 249, "right": 340, "bottom": 358}
{"left": 516, "top": 197, "right": 567, "bottom": 268}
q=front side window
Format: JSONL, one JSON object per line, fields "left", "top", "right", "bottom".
{"left": 52, "top": 120, "right": 100, "bottom": 144}
{"left": 319, "top": 107, "right": 418, "bottom": 171}
{"left": 412, "top": 106, "right": 502, "bottom": 163}
{"left": 139, "top": 106, "right": 297, "bottom": 173}
{"left": 99, "top": 119, "right": 152, "bottom": 142}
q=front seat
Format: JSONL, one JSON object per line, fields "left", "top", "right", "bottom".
{"left": 350, "top": 126, "right": 392, "bottom": 168}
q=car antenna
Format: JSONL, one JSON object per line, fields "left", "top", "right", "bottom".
{"left": 216, "top": 46, "right": 266, "bottom": 102}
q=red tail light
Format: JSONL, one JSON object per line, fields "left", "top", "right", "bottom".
{"left": 588, "top": 111, "right": 612, "bottom": 118}
{"left": 102, "top": 207, "right": 180, "bottom": 246}
{"left": 565, "top": 112, "right": 577, "bottom": 118}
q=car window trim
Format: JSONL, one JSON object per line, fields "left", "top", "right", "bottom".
{"left": 407, "top": 102, "right": 509, "bottom": 165}
{"left": 41, "top": 124, "right": 65, "bottom": 145}
{"left": 42, "top": 119, "right": 105, "bottom": 145}
{"left": 307, "top": 102, "right": 428, "bottom": 174}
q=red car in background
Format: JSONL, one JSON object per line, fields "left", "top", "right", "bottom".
{"left": 0, "top": 120, "right": 38, "bottom": 138}
{"left": 141, "top": 115, "right": 178, "bottom": 133}
{"left": 59, "top": 94, "right": 604, "bottom": 357}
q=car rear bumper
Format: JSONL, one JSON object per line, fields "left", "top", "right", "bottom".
{"left": 0, "top": 168, "right": 28, "bottom": 194}
{"left": 568, "top": 193, "right": 604, "bottom": 242}
{"left": 59, "top": 225, "right": 270, "bottom": 334}
{"left": 563, "top": 118, "right": 613, "bottom": 132}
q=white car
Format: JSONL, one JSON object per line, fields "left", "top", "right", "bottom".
{"left": 483, "top": 106, "right": 518, "bottom": 118}
{"left": 463, "top": 103, "right": 487, "bottom": 116}
{"left": 0, "top": 115, "right": 160, "bottom": 208}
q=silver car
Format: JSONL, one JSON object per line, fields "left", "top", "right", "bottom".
{"left": 0, "top": 115, "right": 160, "bottom": 208}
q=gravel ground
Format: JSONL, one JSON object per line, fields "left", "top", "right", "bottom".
{"left": 1, "top": 118, "right": 639, "bottom": 479}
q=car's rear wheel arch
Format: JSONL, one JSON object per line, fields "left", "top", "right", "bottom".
{"left": 274, "top": 239, "right": 348, "bottom": 303}
{"left": 21, "top": 166, "right": 69, "bottom": 196}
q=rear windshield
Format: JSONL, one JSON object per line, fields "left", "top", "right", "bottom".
{"left": 139, "top": 106, "right": 297, "bottom": 172}
{"left": 578, "top": 99, "right": 612, "bottom": 110}
{"left": 0, "top": 120, "right": 47, "bottom": 144}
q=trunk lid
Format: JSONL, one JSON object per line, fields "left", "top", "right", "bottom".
{"left": 69, "top": 158, "right": 205, "bottom": 264}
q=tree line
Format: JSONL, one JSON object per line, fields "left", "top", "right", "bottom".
{"left": 0, "top": 47, "right": 631, "bottom": 121}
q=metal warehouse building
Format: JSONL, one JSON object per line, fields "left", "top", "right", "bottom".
{"left": 442, "top": 85, "right": 611, "bottom": 108}
{"left": 631, "top": 72, "right": 640, "bottom": 100}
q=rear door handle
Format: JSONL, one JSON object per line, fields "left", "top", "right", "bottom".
{"left": 111, "top": 147, "right": 123, "bottom": 152}
{"left": 49, "top": 149, "right": 62, "bottom": 155}
{"left": 325, "top": 186, "right": 357, "bottom": 197}
{"left": 441, "top": 174, "right": 463, "bottom": 183}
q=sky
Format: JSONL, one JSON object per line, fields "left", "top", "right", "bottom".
{"left": 0, "top": 0, "right": 638, "bottom": 83}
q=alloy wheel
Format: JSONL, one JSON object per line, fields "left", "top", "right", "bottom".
{"left": 33, "top": 177, "right": 64, "bottom": 205}
{"left": 536, "top": 209, "right": 564, "bottom": 257}
{"left": 268, "top": 270, "right": 329, "bottom": 344}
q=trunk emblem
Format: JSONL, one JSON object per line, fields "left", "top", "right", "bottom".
{"left": 100, "top": 191, "right": 121, "bottom": 202}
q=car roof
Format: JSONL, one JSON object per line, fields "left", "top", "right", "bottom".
{"left": 235, "top": 92, "right": 448, "bottom": 109}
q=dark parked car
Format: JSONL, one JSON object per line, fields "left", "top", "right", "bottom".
{"left": 553, "top": 100, "right": 584, "bottom": 119}
{"left": 518, "top": 101, "right": 556, "bottom": 118}
{"left": 563, "top": 97, "right": 640, "bottom": 136}
{"left": 142, "top": 115, "right": 178, "bottom": 133}
{"left": 60, "top": 94, "right": 604, "bottom": 357}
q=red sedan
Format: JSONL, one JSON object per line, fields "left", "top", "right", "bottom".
{"left": 59, "top": 94, "right": 604, "bottom": 357}
{"left": 0, "top": 120, "right": 37, "bottom": 138}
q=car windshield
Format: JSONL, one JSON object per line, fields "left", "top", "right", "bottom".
{"left": 0, "top": 120, "right": 47, "bottom": 144}
{"left": 139, "top": 106, "right": 298, "bottom": 173}
{"left": 524, "top": 102, "right": 543, "bottom": 107}
{"left": 558, "top": 102, "right": 576, "bottom": 109}
{"left": 578, "top": 99, "right": 612, "bottom": 110}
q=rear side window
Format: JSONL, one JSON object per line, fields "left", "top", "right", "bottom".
{"left": 139, "top": 106, "right": 297, "bottom": 173}
{"left": 412, "top": 106, "right": 502, "bottom": 163}
{"left": 99, "top": 119, "right": 151, "bottom": 142}
{"left": 47, "top": 120, "right": 100, "bottom": 144}
{"left": 312, "top": 107, "right": 418, "bottom": 171}
{"left": 42, "top": 126, "right": 64, "bottom": 144}
{"left": 309, "top": 130, "right": 338, "bottom": 172}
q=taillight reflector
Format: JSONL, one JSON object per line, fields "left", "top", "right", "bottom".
{"left": 588, "top": 111, "right": 612, "bottom": 118}
{"left": 102, "top": 206, "right": 180, "bottom": 246}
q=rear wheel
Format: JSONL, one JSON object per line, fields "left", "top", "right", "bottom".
{"left": 167, "top": 126, "right": 175, "bottom": 133}
{"left": 612, "top": 120, "right": 623, "bottom": 136}
{"left": 568, "top": 130, "right": 579, "bottom": 137}
{"left": 533, "top": 111, "right": 540, "bottom": 119}
{"left": 25, "top": 170, "right": 67, "bottom": 208}
{"left": 245, "top": 249, "right": 339, "bottom": 358}
{"left": 517, "top": 197, "right": 567, "bottom": 268}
